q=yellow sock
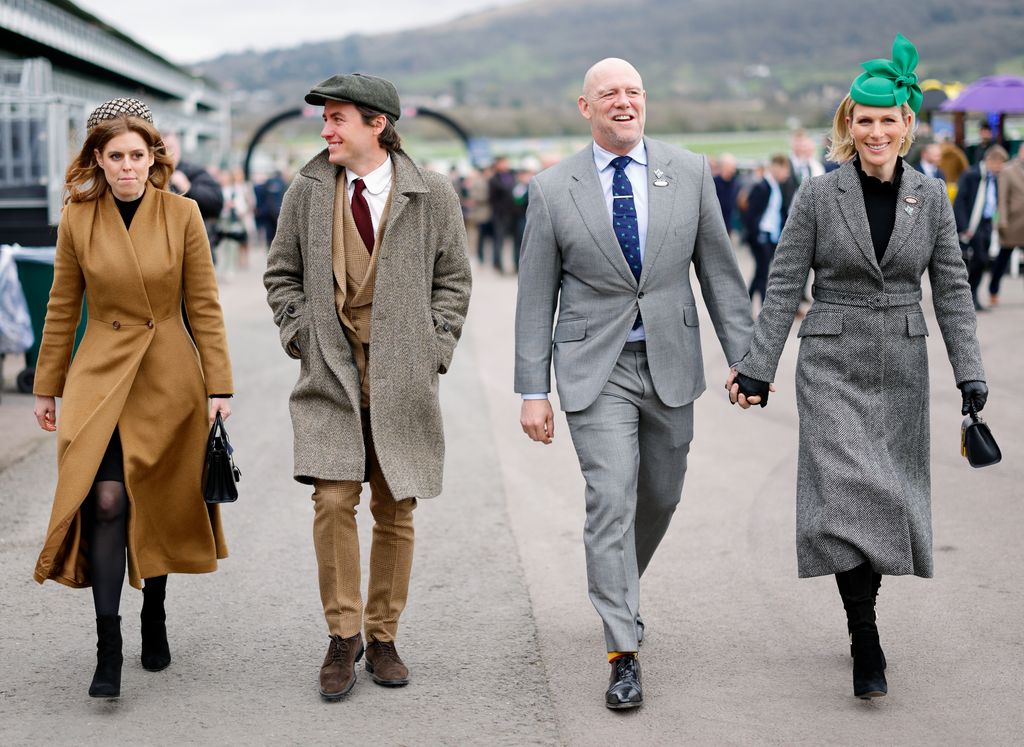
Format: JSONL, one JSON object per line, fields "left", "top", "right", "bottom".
{"left": 608, "top": 651, "right": 637, "bottom": 662}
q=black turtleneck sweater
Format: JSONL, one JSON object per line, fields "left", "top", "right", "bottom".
{"left": 113, "top": 191, "right": 143, "bottom": 228}
{"left": 855, "top": 156, "right": 904, "bottom": 263}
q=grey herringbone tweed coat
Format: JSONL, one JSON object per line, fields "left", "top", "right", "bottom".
{"left": 264, "top": 150, "right": 471, "bottom": 497}
{"left": 737, "top": 161, "right": 985, "bottom": 578}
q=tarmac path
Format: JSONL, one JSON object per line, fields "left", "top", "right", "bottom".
{"left": 1, "top": 249, "right": 1021, "bottom": 745}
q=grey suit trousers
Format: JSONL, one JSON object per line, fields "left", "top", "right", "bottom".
{"left": 566, "top": 342, "right": 693, "bottom": 652}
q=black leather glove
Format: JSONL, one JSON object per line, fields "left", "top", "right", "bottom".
{"left": 735, "top": 372, "right": 771, "bottom": 408}
{"left": 958, "top": 380, "right": 988, "bottom": 415}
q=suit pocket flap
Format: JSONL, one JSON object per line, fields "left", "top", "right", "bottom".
{"left": 906, "top": 311, "right": 929, "bottom": 337}
{"left": 797, "top": 311, "right": 843, "bottom": 337}
{"left": 683, "top": 306, "right": 699, "bottom": 327}
{"left": 553, "top": 318, "right": 587, "bottom": 343}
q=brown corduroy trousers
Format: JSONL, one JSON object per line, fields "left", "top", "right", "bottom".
{"left": 311, "top": 414, "right": 416, "bottom": 643}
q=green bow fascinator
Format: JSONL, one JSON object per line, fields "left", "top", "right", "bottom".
{"left": 849, "top": 34, "right": 923, "bottom": 113}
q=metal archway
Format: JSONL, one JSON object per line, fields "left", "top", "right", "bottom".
{"left": 242, "top": 105, "right": 482, "bottom": 182}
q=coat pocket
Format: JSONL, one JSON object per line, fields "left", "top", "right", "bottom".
{"left": 906, "top": 311, "right": 929, "bottom": 337}
{"left": 683, "top": 306, "right": 699, "bottom": 327}
{"left": 553, "top": 317, "right": 587, "bottom": 343}
{"left": 797, "top": 311, "right": 843, "bottom": 337}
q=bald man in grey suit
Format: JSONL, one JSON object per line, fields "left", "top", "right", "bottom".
{"left": 514, "top": 58, "right": 754, "bottom": 710}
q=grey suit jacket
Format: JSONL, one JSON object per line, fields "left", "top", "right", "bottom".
{"left": 514, "top": 138, "right": 752, "bottom": 413}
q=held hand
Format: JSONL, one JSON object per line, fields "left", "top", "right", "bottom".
{"left": 33, "top": 395, "right": 57, "bottom": 432}
{"left": 958, "top": 380, "right": 988, "bottom": 415}
{"left": 725, "top": 367, "right": 758, "bottom": 407}
{"left": 521, "top": 399, "right": 555, "bottom": 444}
{"left": 209, "top": 397, "right": 232, "bottom": 425}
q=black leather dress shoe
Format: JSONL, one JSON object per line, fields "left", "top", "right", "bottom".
{"left": 606, "top": 655, "right": 643, "bottom": 710}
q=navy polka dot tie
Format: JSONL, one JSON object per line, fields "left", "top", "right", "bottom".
{"left": 611, "top": 156, "right": 643, "bottom": 329}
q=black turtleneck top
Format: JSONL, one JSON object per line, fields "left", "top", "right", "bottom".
{"left": 855, "top": 156, "right": 904, "bottom": 263}
{"left": 113, "top": 191, "right": 143, "bottom": 228}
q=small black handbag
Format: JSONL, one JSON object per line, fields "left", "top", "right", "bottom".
{"left": 961, "top": 406, "right": 1001, "bottom": 469}
{"left": 203, "top": 412, "right": 241, "bottom": 503}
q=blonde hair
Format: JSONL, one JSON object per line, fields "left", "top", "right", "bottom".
{"left": 64, "top": 116, "right": 173, "bottom": 203}
{"left": 827, "top": 94, "right": 915, "bottom": 163}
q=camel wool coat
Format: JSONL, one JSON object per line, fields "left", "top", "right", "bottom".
{"left": 263, "top": 150, "right": 471, "bottom": 497}
{"left": 737, "top": 163, "right": 985, "bottom": 579}
{"left": 998, "top": 159, "right": 1024, "bottom": 247}
{"left": 33, "top": 187, "right": 234, "bottom": 589}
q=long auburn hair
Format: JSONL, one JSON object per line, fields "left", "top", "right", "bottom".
{"left": 64, "top": 116, "right": 174, "bottom": 203}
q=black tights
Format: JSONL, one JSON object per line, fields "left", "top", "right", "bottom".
{"left": 85, "top": 480, "right": 168, "bottom": 616}
{"left": 86, "top": 480, "right": 128, "bottom": 617}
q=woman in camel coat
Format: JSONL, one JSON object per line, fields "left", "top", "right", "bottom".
{"left": 31, "top": 98, "right": 233, "bottom": 699}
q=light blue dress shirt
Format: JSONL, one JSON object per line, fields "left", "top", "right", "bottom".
{"left": 522, "top": 141, "right": 650, "bottom": 400}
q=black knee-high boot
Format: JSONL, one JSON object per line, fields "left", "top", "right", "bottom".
{"left": 141, "top": 575, "right": 171, "bottom": 672}
{"left": 835, "top": 562, "right": 887, "bottom": 699}
{"left": 89, "top": 615, "right": 123, "bottom": 698}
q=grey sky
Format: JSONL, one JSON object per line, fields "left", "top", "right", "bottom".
{"left": 74, "top": 0, "right": 527, "bottom": 64}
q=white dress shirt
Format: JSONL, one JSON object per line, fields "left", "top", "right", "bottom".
{"left": 522, "top": 141, "right": 650, "bottom": 400}
{"left": 345, "top": 156, "right": 393, "bottom": 236}
{"left": 758, "top": 173, "right": 783, "bottom": 243}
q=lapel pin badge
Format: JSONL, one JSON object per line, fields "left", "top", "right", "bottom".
{"left": 905, "top": 206, "right": 915, "bottom": 215}
{"left": 904, "top": 196, "right": 919, "bottom": 204}
{"left": 652, "top": 169, "right": 669, "bottom": 187}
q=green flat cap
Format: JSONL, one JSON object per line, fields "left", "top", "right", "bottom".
{"left": 850, "top": 34, "right": 923, "bottom": 114}
{"left": 305, "top": 73, "right": 401, "bottom": 123}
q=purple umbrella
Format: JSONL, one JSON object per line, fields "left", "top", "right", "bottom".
{"left": 940, "top": 75, "right": 1024, "bottom": 113}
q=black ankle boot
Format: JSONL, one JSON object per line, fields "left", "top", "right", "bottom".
{"left": 851, "top": 630, "right": 887, "bottom": 699}
{"left": 89, "top": 615, "right": 123, "bottom": 698}
{"left": 141, "top": 583, "right": 171, "bottom": 672}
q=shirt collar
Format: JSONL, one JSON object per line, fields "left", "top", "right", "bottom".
{"left": 593, "top": 140, "right": 648, "bottom": 172}
{"left": 346, "top": 156, "right": 393, "bottom": 195}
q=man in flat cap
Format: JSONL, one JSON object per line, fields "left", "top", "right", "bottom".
{"left": 264, "top": 73, "right": 471, "bottom": 700}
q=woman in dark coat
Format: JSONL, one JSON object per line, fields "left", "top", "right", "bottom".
{"left": 727, "top": 36, "right": 989, "bottom": 699}
{"left": 31, "top": 99, "right": 234, "bottom": 699}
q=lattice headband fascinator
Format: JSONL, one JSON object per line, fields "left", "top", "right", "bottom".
{"left": 86, "top": 97, "right": 155, "bottom": 131}
{"left": 849, "top": 34, "right": 923, "bottom": 114}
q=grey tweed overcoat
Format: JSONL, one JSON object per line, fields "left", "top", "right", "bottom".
{"left": 737, "top": 161, "right": 985, "bottom": 578}
{"left": 264, "top": 149, "right": 471, "bottom": 497}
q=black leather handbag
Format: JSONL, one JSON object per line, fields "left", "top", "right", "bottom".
{"left": 961, "top": 407, "right": 1001, "bottom": 469}
{"left": 203, "top": 412, "right": 241, "bottom": 503}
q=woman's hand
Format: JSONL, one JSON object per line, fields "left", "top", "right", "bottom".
{"left": 209, "top": 397, "right": 232, "bottom": 424}
{"left": 34, "top": 395, "right": 57, "bottom": 432}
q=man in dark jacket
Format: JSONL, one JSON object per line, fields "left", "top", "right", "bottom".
{"left": 162, "top": 132, "right": 224, "bottom": 252}
{"left": 954, "top": 146, "right": 1009, "bottom": 310}
{"left": 488, "top": 156, "right": 517, "bottom": 273}
{"left": 743, "top": 154, "right": 792, "bottom": 304}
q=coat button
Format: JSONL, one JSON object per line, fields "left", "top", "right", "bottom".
{"left": 112, "top": 320, "right": 121, "bottom": 330}
{"left": 146, "top": 320, "right": 154, "bottom": 329}
{"left": 638, "top": 291, "right": 645, "bottom": 299}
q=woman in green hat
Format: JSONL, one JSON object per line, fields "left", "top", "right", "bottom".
{"left": 727, "top": 35, "right": 989, "bottom": 700}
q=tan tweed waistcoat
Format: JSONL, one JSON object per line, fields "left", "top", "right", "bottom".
{"left": 332, "top": 170, "right": 392, "bottom": 407}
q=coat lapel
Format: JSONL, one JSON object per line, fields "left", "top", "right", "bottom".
{"left": 567, "top": 147, "right": 637, "bottom": 288}
{"left": 638, "top": 138, "right": 676, "bottom": 289}
{"left": 880, "top": 165, "right": 925, "bottom": 270}
{"left": 835, "top": 161, "right": 883, "bottom": 278}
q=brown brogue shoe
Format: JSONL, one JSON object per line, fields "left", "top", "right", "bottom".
{"left": 319, "top": 633, "right": 363, "bottom": 700}
{"left": 364, "top": 639, "right": 409, "bottom": 687}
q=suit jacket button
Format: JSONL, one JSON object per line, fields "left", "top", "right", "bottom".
{"left": 112, "top": 320, "right": 121, "bottom": 330}
{"left": 638, "top": 291, "right": 645, "bottom": 299}
{"left": 146, "top": 320, "right": 154, "bottom": 329}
